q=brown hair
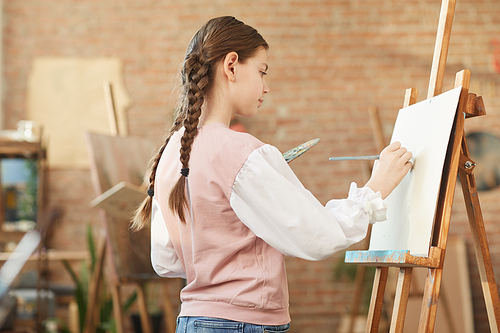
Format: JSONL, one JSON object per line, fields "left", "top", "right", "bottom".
{"left": 131, "top": 16, "right": 268, "bottom": 230}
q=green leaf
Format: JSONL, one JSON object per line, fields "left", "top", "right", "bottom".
{"left": 100, "top": 298, "right": 114, "bottom": 322}
{"left": 123, "top": 291, "right": 138, "bottom": 312}
{"left": 62, "top": 259, "right": 86, "bottom": 333}
{"left": 86, "top": 223, "right": 97, "bottom": 273}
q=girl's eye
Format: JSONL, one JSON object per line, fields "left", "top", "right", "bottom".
{"left": 260, "top": 71, "right": 267, "bottom": 77}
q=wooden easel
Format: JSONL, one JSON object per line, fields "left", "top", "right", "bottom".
{"left": 344, "top": 0, "right": 500, "bottom": 332}
{"left": 84, "top": 82, "right": 177, "bottom": 333}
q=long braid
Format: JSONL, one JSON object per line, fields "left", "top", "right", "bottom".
{"left": 130, "top": 116, "right": 184, "bottom": 231}
{"left": 168, "top": 52, "right": 210, "bottom": 223}
{"left": 130, "top": 53, "right": 208, "bottom": 230}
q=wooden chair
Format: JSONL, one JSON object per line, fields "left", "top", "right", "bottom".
{"left": 85, "top": 132, "right": 177, "bottom": 333}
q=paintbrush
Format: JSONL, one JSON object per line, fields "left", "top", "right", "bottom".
{"left": 329, "top": 155, "right": 380, "bottom": 161}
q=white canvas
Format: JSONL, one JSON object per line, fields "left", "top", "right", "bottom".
{"left": 369, "top": 86, "right": 462, "bottom": 257}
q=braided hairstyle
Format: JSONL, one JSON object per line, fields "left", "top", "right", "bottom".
{"left": 131, "top": 16, "right": 268, "bottom": 230}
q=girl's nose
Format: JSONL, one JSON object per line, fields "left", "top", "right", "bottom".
{"left": 263, "top": 80, "right": 270, "bottom": 94}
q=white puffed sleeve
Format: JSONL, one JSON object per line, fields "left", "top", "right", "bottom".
{"left": 151, "top": 197, "right": 186, "bottom": 278}
{"left": 230, "top": 144, "right": 387, "bottom": 261}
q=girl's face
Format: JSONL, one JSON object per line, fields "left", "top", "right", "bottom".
{"left": 231, "top": 48, "right": 269, "bottom": 118}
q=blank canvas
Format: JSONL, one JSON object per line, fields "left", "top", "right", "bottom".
{"left": 368, "top": 86, "right": 462, "bottom": 257}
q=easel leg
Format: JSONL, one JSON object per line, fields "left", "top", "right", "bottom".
{"left": 366, "top": 267, "right": 388, "bottom": 333}
{"left": 136, "top": 282, "right": 153, "bottom": 333}
{"left": 459, "top": 139, "right": 500, "bottom": 332}
{"left": 389, "top": 268, "right": 412, "bottom": 333}
{"left": 417, "top": 268, "right": 444, "bottom": 333}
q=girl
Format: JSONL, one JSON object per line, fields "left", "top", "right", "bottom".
{"left": 132, "top": 16, "right": 412, "bottom": 333}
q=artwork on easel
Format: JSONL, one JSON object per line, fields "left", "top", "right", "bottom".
{"left": 369, "top": 86, "right": 462, "bottom": 257}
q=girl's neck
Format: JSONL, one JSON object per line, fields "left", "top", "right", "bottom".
{"left": 199, "top": 91, "right": 232, "bottom": 127}
{"left": 200, "top": 111, "right": 231, "bottom": 127}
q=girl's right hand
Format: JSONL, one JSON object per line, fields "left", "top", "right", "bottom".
{"left": 364, "top": 141, "right": 412, "bottom": 199}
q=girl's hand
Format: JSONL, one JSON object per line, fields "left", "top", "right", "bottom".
{"left": 364, "top": 141, "right": 412, "bottom": 199}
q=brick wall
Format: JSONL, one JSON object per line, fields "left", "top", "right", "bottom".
{"left": 3, "top": 1, "right": 500, "bottom": 332}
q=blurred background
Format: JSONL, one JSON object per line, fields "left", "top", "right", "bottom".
{"left": 1, "top": 0, "right": 500, "bottom": 332}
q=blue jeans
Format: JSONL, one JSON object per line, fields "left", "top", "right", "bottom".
{"left": 175, "top": 317, "right": 291, "bottom": 333}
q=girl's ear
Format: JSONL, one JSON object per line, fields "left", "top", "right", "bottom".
{"left": 223, "top": 52, "right": 239, "bottom": 82}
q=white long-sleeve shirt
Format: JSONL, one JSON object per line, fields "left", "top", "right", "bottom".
{"left": 151, "top": 122, "right": 386, "bottom": 325}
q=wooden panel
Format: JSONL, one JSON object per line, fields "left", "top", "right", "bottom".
{"left": 86, "top": 132, "right": 158, "bottom": 280}
{"left": 90, "top": 181, "right": 145, "bottom": 220}
{"left": 85, "top": 132, "right": 154, "bottom": 194}
{"left": 27, "top": 58, "right": 130, "bottom": 168}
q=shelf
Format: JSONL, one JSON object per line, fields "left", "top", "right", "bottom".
{"left": 0, "top": 250, "right": 89, "bottom": 262}
{"left": 0, "top": 139, "right": 45, "bottom": 158}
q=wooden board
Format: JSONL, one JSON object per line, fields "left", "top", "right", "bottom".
{"left": 90, "top": 181, "right": 145, "bottom": 220}
{"left": 86, "top": 132, "right": 157, "bottom": 279}
{"left": 369, "top": 86, "right": 462, "bottom": 257}
{"left": 27, "top": 57, "right": 130, "bottom": 168}
{"left": 85, "top": 132, "right": 154, "bottom": 194}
